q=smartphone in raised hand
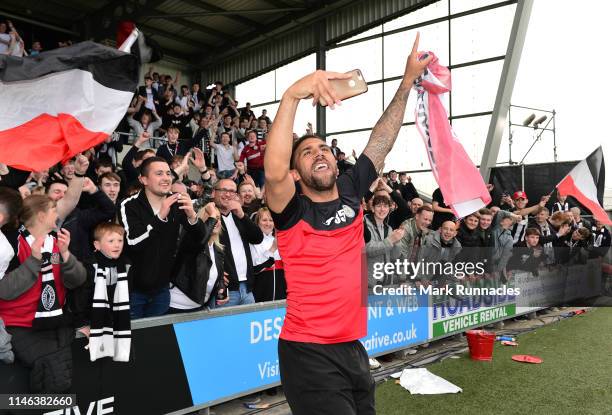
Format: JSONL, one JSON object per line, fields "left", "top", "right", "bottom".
{"left": 319, "top": 69, "right": 368, "bottom": 106}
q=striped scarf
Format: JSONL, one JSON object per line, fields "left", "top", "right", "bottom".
{"left": 18, "top": 228, "right": 64, "bottom": 330}
{"left": 89, "top": 252, "right": 131, "bottom": 362}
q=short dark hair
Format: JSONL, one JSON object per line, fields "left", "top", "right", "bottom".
{"left": 167, "top": 125, "right": 180, "bottom": 133}
{"left": 44, "top": 176, "right": 68, "bottom": 193}
{"left": 0, "top": 187, "right": 23, "bottom": 230}
{"left": 524, "top": 227, "right": 541, "bottom": 237}
{"left": 576, "top": 227, "right": 591, "bottom": 240}
{"left": 139, "top": 156, "right": 169, "bottom": 177}
{"left": 99, "top": 171, "right": 121, "bottom": 184}
{"left": 173, "top": 103, "right": 181, "bottom": 108}
{"left": 416, "top": 205, "right": 434, "bottom": 215}
{"left": 134, "top": 148, "right": 155, "bottom": 162}
{"left": 372, "top": 195, "right": 391, "bottom": 207}
{"left": 144, "top": 75, "right": 152, "bottom": 80}
{"left": 478, "top": 208, "right": 492, "bottom": 216}
{"left": 95, "top": 156, "right": 113, "bottom": 171}
{"left": 290, "top": 134, "right": 326, "bottom": 169}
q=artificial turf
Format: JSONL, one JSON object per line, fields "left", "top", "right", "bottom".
{"left": 376, "top": 308, "right": 612, "bottom": 415}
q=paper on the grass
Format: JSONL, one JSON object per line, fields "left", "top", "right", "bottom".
{"left": 392, "top": 368, "right": 462, "bottom": 394}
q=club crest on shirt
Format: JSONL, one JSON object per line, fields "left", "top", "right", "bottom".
{"left": 323, "top": 205, "right": 355, "bottom": 226}
{"left": 51, "top": 253, "right": 61, "bottom": 265}
{"left": 41, "top": 285, "right": 56, "bottom": 311}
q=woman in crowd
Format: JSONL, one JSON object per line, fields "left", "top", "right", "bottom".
{"left": 169, "top": 202, "right": 229, "bottom": 312}
{"left": 0, "top": 195, "right": 86, "bottom": 392}
{"left": 127, "top": 106, "right": 162, "bottom": 150}
{"left": 364, "top": 195, "right": 404, "bottom": 287}
{"left": 250, "top": 207, "right": 286, "bottom": 302}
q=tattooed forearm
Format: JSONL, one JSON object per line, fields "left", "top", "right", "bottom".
{"left": 363, "top": 83, "right": 412, "bottom": 171}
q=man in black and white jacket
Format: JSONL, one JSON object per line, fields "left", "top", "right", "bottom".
{"left": 119, "top": 157, "right": 200, "bottom": 318}
{"left": 213, "top": 179, "right": 263, "bottom": 307}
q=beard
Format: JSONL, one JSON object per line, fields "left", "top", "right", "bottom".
{"left": 298, "top": 165, "right": 337, "bottom": 192}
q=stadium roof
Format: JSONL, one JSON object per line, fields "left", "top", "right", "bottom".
{"left": 0, "top": 0, "right": 436, "bottom": 75}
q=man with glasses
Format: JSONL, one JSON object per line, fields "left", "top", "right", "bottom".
{"left": 213, "top": 179, "right": 263, "bottom": 307}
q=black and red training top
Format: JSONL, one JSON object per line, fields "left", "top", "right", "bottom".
{"left": 271, "top": 155, "right": 377, "bottom": 344}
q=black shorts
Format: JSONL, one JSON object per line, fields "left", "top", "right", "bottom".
{"left": 278, "top": 338, "right": 375, "bottom": 415}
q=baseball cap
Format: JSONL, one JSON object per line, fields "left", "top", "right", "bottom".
{"left": 512, "top": 190, "right": 528, "bottom": 200}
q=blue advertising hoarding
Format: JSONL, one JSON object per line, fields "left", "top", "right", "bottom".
{"left": 361, "top": 292, "right": 429, "bottom": 356}
{"left": 173, "top": 292, "right": 430, "bottom": 406}
{"left": 173, "top": 307, "right": 285, "bottom": 406}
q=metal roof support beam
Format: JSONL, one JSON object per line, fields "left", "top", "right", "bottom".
{"left": 181, "top": 0, "right": 264, "bottom": 28}
{"left": 479, "top": 0, "right": 534, "bottom": 182}
{"left": 139, "top": 24, "right": 209, "bottom": 50}
{"left": 147, "top": 16, "right": 229, "bottom": 40}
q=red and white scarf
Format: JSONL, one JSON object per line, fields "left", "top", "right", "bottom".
{"left": 414, "top": 52, "right": 491, "bottom": 218}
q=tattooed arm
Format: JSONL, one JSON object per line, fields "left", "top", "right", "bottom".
{"left": 363, "top": 33, "right": 433, "bottom": 172}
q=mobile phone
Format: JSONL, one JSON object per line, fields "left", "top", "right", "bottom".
{"left": 319, "top": 69, "right": 368, "bottom": 106}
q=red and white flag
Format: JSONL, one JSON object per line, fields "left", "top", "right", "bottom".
{"left": 414, "top": 52, "right": 491, "bottom": 217}
{"left": 557, "top": 146, "right": 611, "bottom": 225}
{"left": 0, "top": 41, "right": 138, "bottom": 171}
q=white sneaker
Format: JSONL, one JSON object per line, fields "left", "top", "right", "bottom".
{"left": 369, "top": 358, "right": 381, "bottom": 369}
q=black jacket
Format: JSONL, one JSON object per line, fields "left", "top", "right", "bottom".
{"left": 508, "top": 241, "right": 545, "bottom": 275}
{"left": 220, "top": 212, "right": 264, "bottom": 292}
{"left": 138, "top": 85, "right": 159, "bottom": 103}
{"left": 119, "top": 191, "right": 200, "bottom": 293}
{"left": 590, "top": 225, "right": 611, "bottom": 258}
{"left": 388, "top": 190, "right": 412, "bottom": 230}
{"left": 156, "top": 141, "right": 189, "bottom": 163}
{"left": 455, "top": 222, "right": 482, "bottom": 265}
{"left": 121, "top": 145, "right": 141, "bottom": 185}
{"left": 397, "top": 182, "right": 418, "bottom": 202}
{"left": 63, "top": 190, "right": 116, "bottom": 260}
{"left": 171, "top": 218, "right": 225, "bottom": 305}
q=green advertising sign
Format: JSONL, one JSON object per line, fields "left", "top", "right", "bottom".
{"left": 432, "top": 304, "right": 516, "bottom": 337}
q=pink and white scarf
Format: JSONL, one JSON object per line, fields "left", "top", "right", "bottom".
{"left": 414, "top": 52, "right": 491, "bottom": 218}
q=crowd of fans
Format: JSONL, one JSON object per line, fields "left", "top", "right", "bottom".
{"left": 0, "top": 54, "right": 610, "bottom": 393}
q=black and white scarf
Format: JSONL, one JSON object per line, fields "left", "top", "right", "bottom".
{"left": 553, "top": 202, "right": 570, "bottom": 213}
{"left": 89, "top": 253, "right": 131, "bottom": 362}
{"left": 18, "top": 228, "right": 64, "bottom": 330}
{"left": 512, "top": 216, "right": 528, "bottom": 244}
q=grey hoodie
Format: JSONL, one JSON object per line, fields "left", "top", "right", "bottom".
{"left": 491, "top": 210, "right": 515, "bottom": 272}
{"left": 364, "top": 214, "right": 403, "bottom": 287}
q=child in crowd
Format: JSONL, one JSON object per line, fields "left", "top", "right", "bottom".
{"left": 73, "top": 223, "right": 131, "bottom": 362}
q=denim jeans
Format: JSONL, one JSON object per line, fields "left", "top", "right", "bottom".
{"left": 217, "top": 282, "right": 255, "bottom": 308}
{"left": 130, "top": 287, "right": 170, "bottom": 319}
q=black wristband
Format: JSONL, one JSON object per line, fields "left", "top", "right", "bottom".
{"left": 75, "top": 172, "right": 86, "bottom": 178}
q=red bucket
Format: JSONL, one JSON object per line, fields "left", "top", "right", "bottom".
{"left": 466, "top": 330, "right": 496, "bottom": 361}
